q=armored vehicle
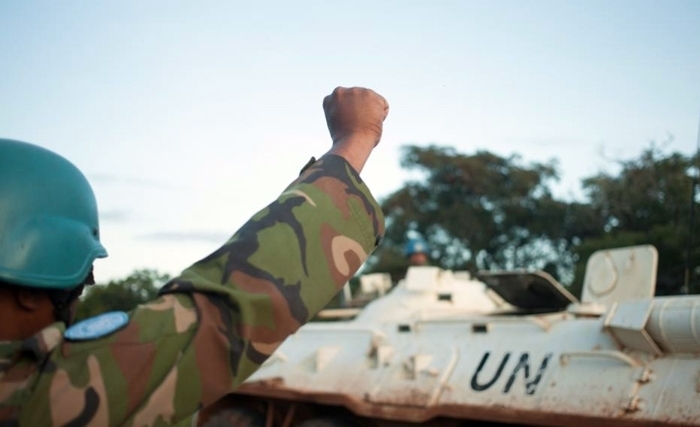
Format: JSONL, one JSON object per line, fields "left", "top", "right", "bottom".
{"left": 199, "top": 245, "right": 700, "bottom": 427}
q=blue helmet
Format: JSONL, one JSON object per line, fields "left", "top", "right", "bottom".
{"left": 0, "top": 139, "right": 108, "bottom": 289}
{"left": 404, "top": 238, "right": 429, "bottom": 257}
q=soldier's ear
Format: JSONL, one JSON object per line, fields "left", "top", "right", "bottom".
{"left": 14, "top": 287, "right": 46, "bottom": 312}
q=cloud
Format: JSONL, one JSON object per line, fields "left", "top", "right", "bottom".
{"left": 139, "top": 231, "right": 230, "bottom": 243}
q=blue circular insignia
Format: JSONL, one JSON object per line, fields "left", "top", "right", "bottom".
{"left": 64, "top": 311, "right": 130, "bottom": 341}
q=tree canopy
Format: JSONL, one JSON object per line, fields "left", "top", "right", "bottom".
{"left": 366, "top": 144, "right": 699, "bottom": 296}
{"left": 366, "top": 145, "right": 581, "bottom": 283}
{"left": 573, "top": 145, "right": 698, "bottom": 295}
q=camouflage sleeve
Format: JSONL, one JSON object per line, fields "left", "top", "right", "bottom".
{"left": 158, "top": 154, "right": 385, "bottom": 405}
{"left": 14, "top": 155, "right": 384, "bottom": 427}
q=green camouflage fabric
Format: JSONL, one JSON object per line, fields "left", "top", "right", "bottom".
{"left": 0, "top": 155, "right": 385, "bottom": 427}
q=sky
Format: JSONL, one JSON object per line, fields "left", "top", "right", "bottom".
{"left": 1, "top": 1, "right": 699, "bottom": 282}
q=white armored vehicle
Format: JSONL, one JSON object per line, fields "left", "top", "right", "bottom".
{"left": 199, "top": 245, "right": 700, "bottom": 427}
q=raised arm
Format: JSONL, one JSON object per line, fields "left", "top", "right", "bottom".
{"left": 157, "top": 86, "right": 388, "bottom": 406}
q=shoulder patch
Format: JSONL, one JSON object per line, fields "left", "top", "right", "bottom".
{"left": 64, "top": 311, "right": 130, "bottom": 341}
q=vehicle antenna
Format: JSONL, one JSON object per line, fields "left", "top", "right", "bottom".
{"left": 684, "top": 104, "right": 700, "bottom": 294}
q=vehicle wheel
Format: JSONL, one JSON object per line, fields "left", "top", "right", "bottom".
{"left": 199, "top": 406, "right": 265, "bottom": 427}
{"left": 296, "top": 417, "right": 358, "bottom": 427}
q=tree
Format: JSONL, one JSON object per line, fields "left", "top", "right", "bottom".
{"left": 366, "top": 143, "right": 699, "bottom": 297}
{"left": 572, "top": 145, "right": 699, "bottom": 295}
{"left": 366, "top": 145, "right": 586, "bottom": 284}
{"left": 76, "top": 269, "right": 171, "bottom": 321}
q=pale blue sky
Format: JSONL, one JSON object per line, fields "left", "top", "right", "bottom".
{"left": 2, "top": 1, "right": 699, "bottom": 281}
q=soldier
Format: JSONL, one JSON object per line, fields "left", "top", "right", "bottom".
{"left": 404, "top": 237, "right": 430, "bottom": 266}
{"left": 0, "top": 86, "right": 388, "bottom": 426}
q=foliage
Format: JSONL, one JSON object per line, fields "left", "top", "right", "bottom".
{"left": 367, "top": 143, "right": 699, "bottom": 296}
{"left": 571, "top": 145, "right": 699, "bottom": 295}
{"left": 75, "top": 269, "right": 171, "bottom": 321}
{"left": 366, "top": 145, "right": 583, "bottom": 283}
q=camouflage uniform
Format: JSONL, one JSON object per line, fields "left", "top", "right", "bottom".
{"left": 0, "top": 155, "right": 385, "bottom": 427}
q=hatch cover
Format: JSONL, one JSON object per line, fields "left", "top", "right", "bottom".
{"left": 477, "top": 270, "right": 578, "bottom": 311}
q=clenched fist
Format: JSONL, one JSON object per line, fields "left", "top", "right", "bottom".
{"left": 322, "top": 87, "right": 389, "bottom": 173}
